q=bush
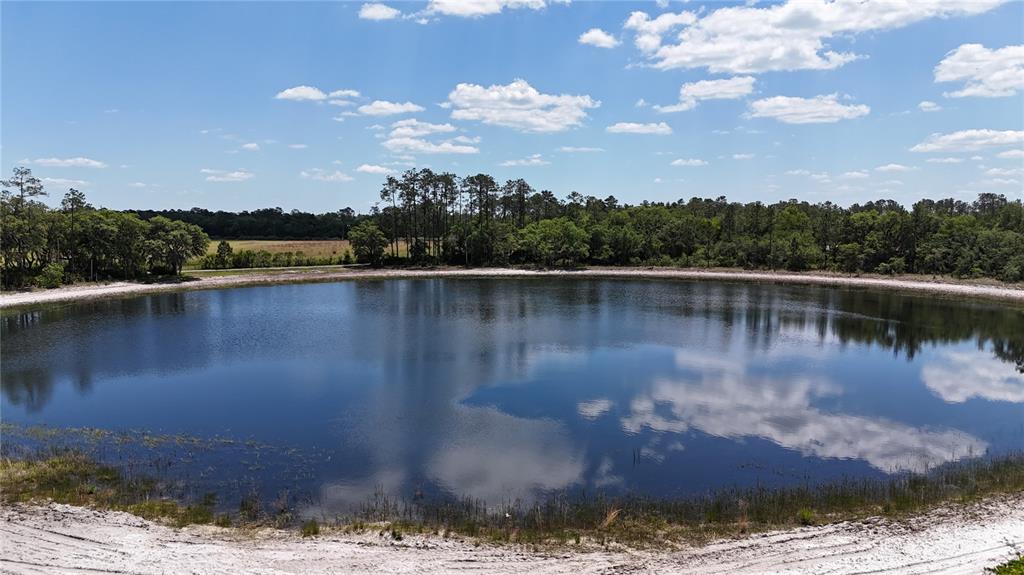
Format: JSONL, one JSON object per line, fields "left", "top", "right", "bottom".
{"left": 35, "top": 263, "right": 65, "bottom": 288}
{"left": 301, "top": 519, "right": 320, "bottom": 537}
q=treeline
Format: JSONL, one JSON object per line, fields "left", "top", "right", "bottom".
{"left": 1, "top": 168, "right": 209, "bottom": 289}
{"left": 345, "top": 169, "right": 1024, "bottom": 281}
{"left": 131, "top": 207, "right": 364, "bottom": 239}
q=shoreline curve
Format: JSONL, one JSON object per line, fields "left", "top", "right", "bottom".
{"left": 2, "top": 266, "right": 1023, "bottom": 310}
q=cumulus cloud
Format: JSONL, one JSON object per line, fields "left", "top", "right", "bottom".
{"left": 997, "top": 149, "right": 1024, "bottom": 159}
{"left": 201, "top": 168, "right": 253, "bottom": 182}
{"left": 619, "top": 351, "right": 987, "bottom": 473}
{"left": 732, "top": 153, "right": 755, "bottom": 160}
{"left": 748, "top": 94, "right": 869, "bottom": 124}
{"left": 379, "top": 118, "right": 478, "bottom": 154}
{"left": 578, "top": 28, "right": 620, "bottom": 48}
{"left": 558, "top": 146, "right": 604, "bottom": 153}
{"left": 358, "top": 100, "right": 425, "bottom": 116}
{"left": 918, "top": 100, "right": 942, "bottom": 112}
{"left": 606, "top": 122, "right": 672, "bottom": 135}
{"left": 623, "top": 1, "right": 1002, "bottom": 74}
{"left": 359, "top": 3, "right": 401, "bottom": 20}
{"left": 910, "top": 129, "right": 1024, "bottom": 153}
{"left": 655, "top": 76, "right": 756, "bottom": 113}
{"left": 926, "top": 157, "right": 963, "bottom": 164}
{"left": 26, "top": 157, "right": 107, "bottom": 168}
{"left": 300, "top": 168, "right": 354, "bottom": 182}
{"left": 241, "top": 142, "right": 260, "bottom": 151}
{"left": 935, "top": 44, "right": 1024, "bottom": 98}
{"left": 448, "top": 79, "right": 598, "bottom": 133}
{"left": 426, "top": 0, "right": 551, "bottom": 18}
{"left": 922, "top": 351, "right": 1024, "bottom": 404}
{"left": 577, "top": 398, "right": 613, "bottom": 420}
{"left": 274, "top": 85, "right": 327, "bottom": 101}
{"left": 356, "top": 164, "right": 393, "bottom": 174}
{"left": 387, "top": 118, "right": 456, "bottom": 138}
{"left": 671, "top": 158, "right": 708, "bottom": 166}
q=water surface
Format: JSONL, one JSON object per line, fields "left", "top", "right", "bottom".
{"left": 3, "top": 278, "right": 1022, "bottom": 511}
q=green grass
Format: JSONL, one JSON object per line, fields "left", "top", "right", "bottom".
{"left": 3, "top": 444, "right": 1022, "bottom": 548}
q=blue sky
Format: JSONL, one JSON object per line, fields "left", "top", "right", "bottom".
{"left": 2, "top": 0, "right": 1022, "bottom": 212}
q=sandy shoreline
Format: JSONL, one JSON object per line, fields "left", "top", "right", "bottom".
{"left": 2, "top": 495, "right": 1021, "bottom": 574}
{"left": 2, "top": 267, "right": 1023, "bottom": 309}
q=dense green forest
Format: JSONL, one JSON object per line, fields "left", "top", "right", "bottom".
{"left": 1, "top": 168, "right": 209, "bottom": 289}
{"left": 3, "top": 166, "right": 1023, "bottom": 289}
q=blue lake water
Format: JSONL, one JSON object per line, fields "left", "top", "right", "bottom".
{"left": 3, "top": 278, "right": 1023, "bottom": 513}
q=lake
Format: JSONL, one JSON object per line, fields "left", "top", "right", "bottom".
{"left": 3, "top": 278, "right": 1023, "bottom": 514}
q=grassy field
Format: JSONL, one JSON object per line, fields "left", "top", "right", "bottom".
{"left": 205, "top": 239, "right": 408, "bottom": 258}
{"left": 205, "top": 240, "right": 353, "bottom": 257}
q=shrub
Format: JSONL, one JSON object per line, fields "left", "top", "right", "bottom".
{"left": 35, "top": 263, "right": 65, "bottom": 288}
{"left": 302, "top": 519, "right": 320, "bottom": 537}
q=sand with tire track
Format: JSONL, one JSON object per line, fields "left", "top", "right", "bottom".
{"left": 2, "top": 267, "right": 1022, "bottom": 309}
{"left": 1, "top": 495, "right": 1022, "bottom": 574}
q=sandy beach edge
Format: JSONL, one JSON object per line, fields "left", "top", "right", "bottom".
{"left": 2, "top": 267, "right": 1023, "bottom": 309}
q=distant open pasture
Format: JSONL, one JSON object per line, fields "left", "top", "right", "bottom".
{"left": 203, "top": 239, "right": 409, "bottom": 258}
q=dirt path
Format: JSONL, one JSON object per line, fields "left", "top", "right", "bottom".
{"left": 2, "top": 267, "right": 1023, "bottom": 309}
{"left": 2, "top": 496, "right": 1021, "bottom": 574}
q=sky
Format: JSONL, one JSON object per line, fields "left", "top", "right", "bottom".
{"left": 2, "top": 0, "right": 1023, "bottom": 213}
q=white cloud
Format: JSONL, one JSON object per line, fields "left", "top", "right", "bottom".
{"left": 624, "top": 10, "right": 697, "bottom": 55}
{"left": 922, "top": 351, "right": 1024, "bottom": 403}
{"left": 732, "top": 153, "right": 755, "bottom": 160}
{"left": 558, "top": 146, "right": 604, "bottom": 153}
{"left": 875, "top": 163, "right": 914, "bottom": 172}
{"left": 201, "top": 169, "right": 253, "bottom": 182}
{"left": 785, "top": 169, "right": 811, "bottom": 176}
{"left": 359, "top": 3, "right": 401, "bottom": 20}
{"left": 935, "top": 44, "right": 1024, "bottom": 98}
{"left": 606, "top": 122, "right": 672, "bottom": 135}
{"left": 381, "top": 118, "right": 479, "bottom": 155}
{"left": 329, "top": 89, "right": 361, "bottom": 99}
{"left": 426, "top": 0, "right": 550, "bottom": 18}
{"left": 655, "top": 76, "right": 756, "bottom": 113}
{"left": 926, "top": 157, "right": 963, "bottom": 164}
{"left": 624, "top": 1, "right": 1003, "bottom": 74}
{"left": 388, "top": 118, "right": 456, "bottom": 138}
{"left": 288, "top": 144, "right": 308, "bottom": 149}
{"left": 918, "top": 100, "right": 942, "bottom": 112}
{"left": 997, "top": 149, "right": 1024, "bottom": 159}
{"left": 128, "top": 182, "right": 147, "bottom": 188}
{"left": 356, "top": 164, "right": 394, "bottom": 174}
{"left": 300, "top": 168, "right": 354, "bottom": 182}
{"left": 840, "top": 170, "right": 869, "bottom": 179}
{"left": 358, "top": 100, "right": 425, "bottom": 116}
{"left": 26, "top": 157, "right": 107, "bottom": 168}
{"left": 500, "top": 153, "right": 550, "bottom": 167}
{"left": 910, "top": 129, "right": 1024, "bottom": 153}
{"left": 577, "top": 398, "right": 612, "bottom": 420}
{"left": 985, "top": 167, "right": 1024, "bottom": 177}
{"left": 620, "top": 351, "right": 987, "bottom": 474}
{"left": 41, "top": 177, "right": 89, "bottom": 187}
{"left": 671, "top": 158, "right": 707, "bottom": 166}
{"left": 578, "top": 28, "right": 620, "bottom": 49}
{"left": 274, "top": 85, "right": 327, "bottom": 101}
{"left": 241, "top": 142, "right": 260, "bottom": 151}
{"left": 748, "top": 94, "right": 869, "bottom": 124}
{"left": 382, "top": 137, "right": 479, "bottom": 155}
{"left": 448, "top": 79, "right": 598, "bottom": 133}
